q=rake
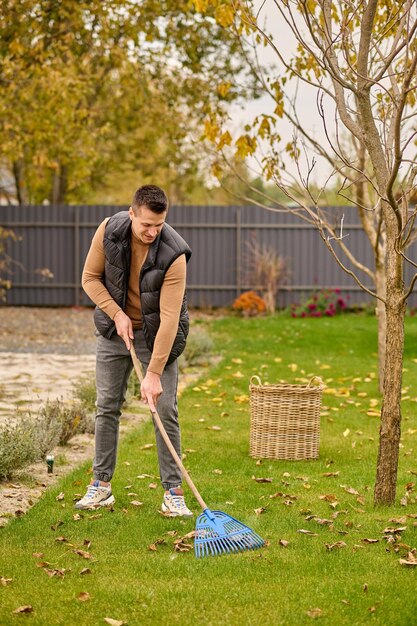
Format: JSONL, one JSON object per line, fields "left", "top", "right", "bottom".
{"left": 130, "top": 345, "right": 265, "bottom": 558}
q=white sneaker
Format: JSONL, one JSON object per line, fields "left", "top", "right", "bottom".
{"left": 161, "top": 489, "right": 193, "bottom": 517}
{"left": 74, "top": 481, "right": 115, "bottom": 510}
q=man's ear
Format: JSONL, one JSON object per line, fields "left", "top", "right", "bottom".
{"left": 128, "top": 207, "right": 134, "bottom": 220}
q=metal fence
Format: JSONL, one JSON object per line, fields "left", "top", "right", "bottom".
{"left": 2, "top": 204, "right": 416, "bottom": 308}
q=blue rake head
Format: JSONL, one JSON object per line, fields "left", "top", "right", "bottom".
{"left": 194, "top": 508, "right": 265, "bottom": 558}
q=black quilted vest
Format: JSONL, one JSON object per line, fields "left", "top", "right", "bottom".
{"left": 93, "top": 211, "right": 192, "bottom": 364}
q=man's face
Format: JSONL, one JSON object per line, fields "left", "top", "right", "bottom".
{"left": 129, "top": 205, "right": 167, "bottom": 245}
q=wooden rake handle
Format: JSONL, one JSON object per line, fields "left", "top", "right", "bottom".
{"left": 129, "top": 344, "right": 208, "bottom": 512}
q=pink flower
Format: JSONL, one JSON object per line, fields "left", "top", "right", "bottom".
{"left": 308, "top": 303, "right": 316, "bottom": 311}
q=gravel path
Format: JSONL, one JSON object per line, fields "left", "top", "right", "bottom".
{"left": 0, "top": 306, "right": 96, "bottom": 354}
{"left": 0, "top": 307, "right": 97, "bottom": 420}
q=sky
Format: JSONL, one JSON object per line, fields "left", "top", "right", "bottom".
{"left": 229, "top": 0, "right": 334, "bottom": 186}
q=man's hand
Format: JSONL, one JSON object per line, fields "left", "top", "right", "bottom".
{"left": 141, "top": 371, "right": 163, "bottom": 413}
{"left": 114, "top": 310, "right": 134, "bottom": 350}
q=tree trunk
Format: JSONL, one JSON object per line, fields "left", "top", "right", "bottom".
{"left": 375, "top": 262, "right": 386, "bottom": 393}
{"left": 50, "top": 164, "right": 68, "bottom": 205}
{"left": 12, "top": 160, "right": 29, "bottom": 205}
{"left": 374, "top": 255, "right": 405, "bottom": 505}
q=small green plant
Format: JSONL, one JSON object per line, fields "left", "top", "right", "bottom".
{"left": 290, "top": 288, "right": 348, "bottom": 318}
{"left": 182, "top": 327, "right": 214, "bottom": 366}
{"left": 72, "top": 375, "right": 97, "bottom": 413}
{"left": 0, "top": 418, "right": 38, "bottom": 480}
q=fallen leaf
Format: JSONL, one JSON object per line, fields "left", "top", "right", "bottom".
{"left": 232, "top": 371, "right": 244, "bottom": 378}
{"left": 325, "top": 541, "right": 347, "bottom": 551}
{"left": 104, "top": 618, "right": 127, "bottom": 626}
{"left": 213, "top": 469, "right": 223, "bottom": 475}
{"left": 322, "top": 472, "right": 339, "bottom": 478}
{"left": 88, "top": 513, "right": 102, "bottom": 520}
{"left": 140, "top": 444, "right": 154, "bottom": 450}
{"left": 343, "top": 429, "right": 350, "bottom": 437}
{"left": 279, "top": 539, "right": 289, "bottom": 547}
{"left": 0, "top": 577, "right": 12, "bottom": 586}
{"left": 399, "top": 551, "right": 417, "bottom": 566}
{"left": 55, "top": 536, "right": 68, "bottom": 543}
{"left": 254, "top": 506, "right": 268, "bottom": 517}
{"left": 77, "top": 592, "right": 91, "bottom": 602}
{"left": 208, "top": 426, "right": 221, "bottom": 431}
{"left": 123, "top": 461, "right": 130, "bottom": 466}
{"left": 130, "top": 501, "right": 143, "bottom": 507}
{"left": 13, "top": 606, "right": 33, "bottom": 614}
{"left": 73, "top": 549, "right": 92, "bottom": 559}
{"left": 44, "top": 568, "right": 66, "bottom": 578}
{"left": 361, "top": 538, "right": 379, "bottom": 544}
{"left": 148, "top": 483, "right": 158, "bottom": 490}
{"left": 252, "top": 476, "right": 273, "bottom": 483}
{"left": 80, "top": 568, "right": 92, "bottom": 575}
{"left": 56, "top": 492, "right": 65, "bottom": 501}
{"left": 306, "top": 607, "right": 323, "bottom": 619}
{"left": 73, "top": 514, "right": 82, "bottom": 521}
{"left": 297, "top": 529, "right": 318, "bottom": 536}
{"left": 173, "top": 540, "right": 193, "bottom": 552}
{"left": 32, "top": 552, "right": 43, "bottom": 558}
{"left": 341, "top": 485, "right": 360, "bottom": 496}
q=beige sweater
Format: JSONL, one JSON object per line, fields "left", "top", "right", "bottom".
{"left": 82, "top": 218, "right": 186, "bottom": 375}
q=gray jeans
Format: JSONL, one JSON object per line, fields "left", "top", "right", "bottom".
{"left": 93, "top": 330, "right": 182, "bottom": 490}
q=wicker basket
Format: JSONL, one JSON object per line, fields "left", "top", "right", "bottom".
{"left": 249, "top": 375, "right": 324, "bottom": 460}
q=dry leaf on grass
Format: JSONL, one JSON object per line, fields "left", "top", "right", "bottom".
{"left": 341, "top": 485, "right": 360, "bottom": 496}
{"left": 297, "top": 529, "right": 319, "bottom": 536}
{"left": 322, "top": 472, "right": 339, "bottom": 478}
{"left": 148, "top": 483, "right": 158, "bottom": 490}
{"left": 325, "top": 541, "right": 347, "bottom": 551}
{"left": 279, "top": 539, "right": 289, "bottom": 547}
{"left": 306, "top": 608, "right": 323, "bottom": 619}
{"left": 1, "top": 577, "right": 12, "bottom": 586}
{"left": 140, "top": 444, "right": 154, "bottom": 450}
{"left": 13, "top": 606, "right": 33, "bottom": 614}
{"left": 399, "top": 551, "right": 417, "bottom": 566}
{"left": 130, "top": 501, "right": 143, "bottom": 507}
{"left": 252, "top": 476, "right": 273, "bottom": 483}
{"left": 44, "top": 568, "right": 66, "bottom": 578}
{"left": 361, "top": 538, "right": 379, "bottom": 544}
{"left": 254, "top": 506, "right": 268, "bottom": 517}
{"left": 56, "top": 492, "right": 65, "bottom": 501}
{"left": 73, "top": 549, "right": 92, "bottom": 559}
{"left": 77, "top": 592, "right": 91, "bottom": 602}
{"left": 80, "top": 568, "right": 92, "bottom": 575}
{"left": 104, "top": 618, "right": 127, "bottom": 626}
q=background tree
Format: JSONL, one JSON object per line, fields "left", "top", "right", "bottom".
{"left": 0, "top": 0, "right": 256, "bottom": 204}
{"left": 195, "top": 0, "right": 417, "bottom": 505}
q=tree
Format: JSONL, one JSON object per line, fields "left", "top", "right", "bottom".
{"left": 195, "top": 0, "right": 417, "bottom": 505}
{"left": 0, "top": 0, "right": 255, "bottom": 204}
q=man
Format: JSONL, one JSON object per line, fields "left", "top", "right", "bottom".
{"left": 76, "top": 184, "right": 193, "bottom": 517}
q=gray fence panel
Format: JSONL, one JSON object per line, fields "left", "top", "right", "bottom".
{"left": 2, "top": 204, "right": 417, "bottom": 308}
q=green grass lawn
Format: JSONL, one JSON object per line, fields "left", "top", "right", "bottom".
{"left": 2, "top": 314, "right": 417, "bottom": 625}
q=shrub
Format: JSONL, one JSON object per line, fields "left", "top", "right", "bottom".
{"left": 291, "top": 288, "right": 348, "bottom": 318}
{"left": 72, "top": 376, "right": 97, "bottom": 413}
{"left": 182, "top": 327, "right": 214, "bottom": 366}
{"left": 0, "top": 418, "right": 39, "bottom": 480}
{"left": 244, "top": 239, "right": 289, "bottom": 313}
{"left": 36, "top": 399, "right": 93, "bottom": 447}
{"left": 232, "top": 290, "right": 266, "bottom": 317}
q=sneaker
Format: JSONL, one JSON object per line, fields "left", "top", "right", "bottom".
{"left": 74, "top": 481, "right": 115, "bottom": 510}
{"left": 161, "top": 489, "right": 193, "bottom": 517}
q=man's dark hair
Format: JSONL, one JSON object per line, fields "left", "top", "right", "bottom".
{"left": 131, "top": 185, "right": 168, "bottom": 214}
